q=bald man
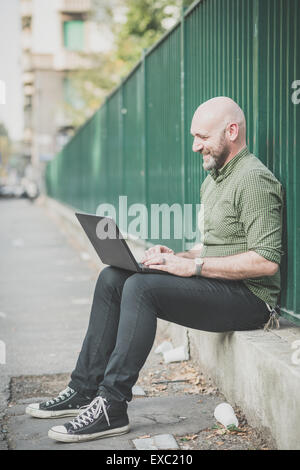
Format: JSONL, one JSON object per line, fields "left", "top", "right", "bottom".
{"left": 27, "top": 97, "right": 283, "bottom": 443}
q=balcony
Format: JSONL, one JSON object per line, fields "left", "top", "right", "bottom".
{"left": 23, "top": 128, "right": 33, "bottom": 144}
{"left": 20, "top": 0, "right": 32, "bottom": 17}
{"left": 23, "top": 53, "right": 54, "bottom": 71}
{"left": 22, "top": 72, "right": 34, "bottom": 85}
{"left": 24, "top": 85, "right": 34, "bottom": 96}
{"left": 58, "top": 0, "right": 91, "bottom": 13}
{"left": 32, "top": 54, "right": 54, "bottom": 70}
{"left": 21, "top": 29, "right": 32, "bottom": 51}
{"left": 54, "top": 50, "right": 91, "bottom": 70}
{"left": 22, "top": 52, "right": 33, "bottom": 72}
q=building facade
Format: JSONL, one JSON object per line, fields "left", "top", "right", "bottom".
{"left": 20, "top": 0, "right": 112, "bottom": 184}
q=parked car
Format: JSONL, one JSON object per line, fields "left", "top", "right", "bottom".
{"left": 0, "top": 184, "right": 26, "bottom": 198}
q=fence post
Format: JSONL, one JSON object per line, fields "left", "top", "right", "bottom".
{"left": 181, "top": 6, "right": 187, "bottom": 252}
{"left": 120, "top": 81, "right": 125, "bottom": 212}
{"left": 141, "top": 49, "right": 149, "bottom": 241}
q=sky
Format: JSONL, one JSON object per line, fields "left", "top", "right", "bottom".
{"left": 0, "top": 0, "right": 23, "bottom": 141}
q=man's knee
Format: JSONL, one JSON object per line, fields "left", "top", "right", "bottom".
{"left": 122, "top": 273, "right": 155, "bottom": 299}
{"left": 96, "top": 266, "right": 129, "bottom": 291}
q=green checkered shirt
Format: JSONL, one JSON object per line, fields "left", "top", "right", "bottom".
{"left": 199, "top": 146, "right": 283, "bottom": 307}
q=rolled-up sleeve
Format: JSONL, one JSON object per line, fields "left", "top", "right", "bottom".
{"left": 236, "top": 170, "right": 284, "bottom": 265}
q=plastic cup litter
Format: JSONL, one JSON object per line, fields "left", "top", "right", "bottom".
{"left": 214, "top": 403, "right": 239, "bottom": 428}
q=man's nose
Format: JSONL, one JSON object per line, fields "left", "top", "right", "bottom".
{"left": 192, "top": 138, "right": 203, "bottom": 153}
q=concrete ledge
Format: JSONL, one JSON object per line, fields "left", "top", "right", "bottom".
{"left": 188, "top": 325, "right": 300, "bottom": 450}
{"left": 40, "top": 196, "right": 300, "bottom": 450}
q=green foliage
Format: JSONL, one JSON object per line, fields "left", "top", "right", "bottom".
{"left": 226, "top": 424, "right": 245, "bottom": 433}
{"left": 212, "top": 424, "right": 222, "bottom": 429}
{"left": 115, "top": 0, "right": 194, "bottom": 72}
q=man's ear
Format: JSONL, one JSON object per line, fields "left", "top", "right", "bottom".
{"left": 228, "top": 123, "right": 239, "bottom": 142}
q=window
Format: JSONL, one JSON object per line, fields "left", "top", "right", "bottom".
{"left": 63, "top": 77, "right": 83, "bottom": 109}
{"left": 63, "top": 20, "right": 84, "bottom": 51}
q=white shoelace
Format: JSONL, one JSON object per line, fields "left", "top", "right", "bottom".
{"left": 46, "top": 386, "right": 74, "bottom": 406}
{"left": 69, "top": 396, "right": 110, "bottom": 430}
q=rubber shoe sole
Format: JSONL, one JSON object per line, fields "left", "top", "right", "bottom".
{"left": 48, "top": 424, "right": 130, "bottom": 442}
{"left": 25, "top": 403, "right": 85, "bottom": 419}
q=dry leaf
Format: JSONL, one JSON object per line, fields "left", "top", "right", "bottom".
{"left": 181, "top": 434, "right": 198, "bottom": 441}
{"left": 155, "top": 385, "right": 167, "bottom": 391}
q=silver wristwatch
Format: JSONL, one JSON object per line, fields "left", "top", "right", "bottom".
{"left": 194, "top": 257, "right": 204, "bottom": 276}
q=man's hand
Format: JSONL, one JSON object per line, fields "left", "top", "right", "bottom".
{"left": 141, "top": 245, "right": 174, "bottom": 263}
{"left": 142, "top": 253, "right": 196, "bottom": 277}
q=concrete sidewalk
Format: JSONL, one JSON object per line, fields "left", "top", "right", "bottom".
{"left": 0, "top": 198, "right": 275, "bottom": 451}
{"left": 0, "top": 197, "right": 100, "bottom": 446}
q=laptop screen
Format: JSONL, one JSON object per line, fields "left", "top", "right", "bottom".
{"left": 75, "top": 213, "right": 139, "bottom": 272}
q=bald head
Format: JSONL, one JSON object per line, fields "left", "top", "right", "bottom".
{"left": 192, "top": 97, "right": 246, "bottom": 141}
{"left": 190, "top": 97, "right": 247, "bottom": 171}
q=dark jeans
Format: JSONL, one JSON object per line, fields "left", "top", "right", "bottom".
{"left": 69, "top": 266, "right": 270, "bottom": 403}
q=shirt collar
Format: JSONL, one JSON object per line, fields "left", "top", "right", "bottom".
{"left": 209, "top": 146, "right": 250, "bottom": 183}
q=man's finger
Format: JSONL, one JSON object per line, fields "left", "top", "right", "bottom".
{"left": 144, "top": 256, "right": 161, "bottom": 265}
{"left": 146, "top": 254, "right": 168, "bottom": 265}
{"left": 142, "top": 247, "right": 158, "bottom": 262}
{"left": 148, "top": 264, "right": 168, "bottom": 271}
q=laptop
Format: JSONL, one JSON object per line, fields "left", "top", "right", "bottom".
{"left": 75, "top": 212, "right": 171, "bottom": 275}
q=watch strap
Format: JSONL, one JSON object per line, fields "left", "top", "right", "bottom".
{"left": 194, "top": 258, "right": 204, "bottom": 276}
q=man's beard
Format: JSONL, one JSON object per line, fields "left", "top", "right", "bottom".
{"left": 202, "top": 135, "right": 230, "bottom": 171}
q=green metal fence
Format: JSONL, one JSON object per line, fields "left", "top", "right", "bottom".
{"left": 45, "top": 0, "right": 300, "bottom": 324}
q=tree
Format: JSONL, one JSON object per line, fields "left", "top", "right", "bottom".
{"left": 65, "top": 0, "right": 194, "bottom": 128}
{"left": 114, "top": 0, "right": 191, "bottom": 72}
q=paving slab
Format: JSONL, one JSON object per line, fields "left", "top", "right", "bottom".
{"left": 133, "top": 434, "right": 179, "bottom": 450}
{"left": 132, "top": 385, "right": 146, "bottom": 396}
